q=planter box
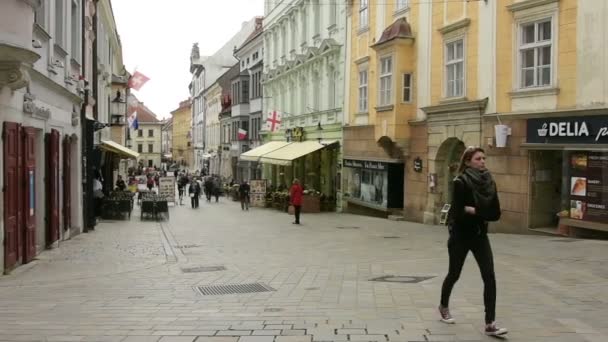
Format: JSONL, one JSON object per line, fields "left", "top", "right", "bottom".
{"left": 302, "top": 195, "right": 320, "bottom": 213}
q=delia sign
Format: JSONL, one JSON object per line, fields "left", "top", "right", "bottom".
{"left": 527, "top": 116, "right": 608, "bottom": 144}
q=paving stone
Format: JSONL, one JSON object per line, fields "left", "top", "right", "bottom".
{"left": 337, "top": 329, "right": 366, "bottom": 335}
{"left": 311, "top": 334, "right": 348, "bottom": 342}
{"left": 280, "top": 330, "right": 306, "bottom": 336}
{"left": 158, "top": 337, "right": 196, "bottom": 342}
{"left": 237, "top": 337, "right": 275, "bottom": 342}
{"left": 215, "top": 331, "right": 252, "bottom": 336}
{"left": 193, "top": 338, "right": 239, "bottom": 342}
{"left": 122, "top": 338, "right": 161, "bottom": 342}
{"left": 274, "top": 337, "right": 312, "bottom": 342}
{"left": 348, "top": 335, "right": 387, "bottom": 342}
{"left": 252, "top": 330, "right": 281, "bottom": 336}
{"left": 264, "top": 325, "right": 292, "bottom": 330}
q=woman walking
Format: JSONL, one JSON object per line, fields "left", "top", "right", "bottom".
{"left": 289, "top": 179, "right": 303, "bottom": 225}
{"left": 438, "top": 146, "right": 507, "bottom": 336}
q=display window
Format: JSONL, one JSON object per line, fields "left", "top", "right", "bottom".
{"left": 344, "top": 167, "right": 388, "bottom": 207}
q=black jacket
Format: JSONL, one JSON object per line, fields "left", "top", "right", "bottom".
{"left": 448, "top": 176, "right": 501, "bottom": 237}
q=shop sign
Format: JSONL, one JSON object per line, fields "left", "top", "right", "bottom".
{"left": 158, "top": 177, "right": 176, "bottom": 203}
{"left": 527, "top": 116, "right": 608, "bottom": 144}
{"left": 344, "top": 159, "right": 388, "bottom": 171}
{"left": 567, "top": 152, "right": 608, "bottom": 223}
{"left": 285, "top": 127, "right": 305, "bottom": 142}
{"left": 413, "top": 157, "right": 423, "bottom": 172}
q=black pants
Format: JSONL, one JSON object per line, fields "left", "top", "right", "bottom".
{"left": 191, "top": 194, "right": 199, "bottom": 208}
{"left": 241, "top": 195, "right": 249, "bottom": 210}
{"left": 440, "top": 234, "right": 496, "bottom": 324}
{"left": 294, "top": 205, "right": 301, "bottom": 224}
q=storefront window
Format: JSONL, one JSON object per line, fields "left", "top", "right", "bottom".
{"left": 344, "top": 167, "right": 388, "bottom": 207}
{"left": 566, "top": 151, "right": 608, "bottom": 223}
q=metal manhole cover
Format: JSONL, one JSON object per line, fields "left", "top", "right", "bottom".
{"left": 264, "top": 308, "right": 284, "bottom": 312}
{"left": 370, "top": 275, "right": 436, "bottom": 284}
{"left": 193, "top": 283, "right": 275, "bottom": 296}
{"left": 384, "top": 236, "right": 400, "bottom": 239}
{"left": 182, "top": 266, "right": 226, "bottom": 273}
{"left": 337, "top": 226, "right": 360, "bottom": 229}
{"left": 549, "top": 238, "right": 580, "bottom": 243}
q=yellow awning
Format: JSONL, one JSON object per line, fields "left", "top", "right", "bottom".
{"left": 99, "top": 140, "right": 140, "bottom": 159}
{"left": 259, "top": 140, "right": 338, "bottom": 166}
{"left": 240, "top": 141, "right": 292, "bottom": 162}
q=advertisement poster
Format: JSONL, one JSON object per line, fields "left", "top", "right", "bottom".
{"left": 250, "top": 179, "right": 267, "bottom": 207}
{"left": 568, "top": 152, "right": 608, "bottom": 223}
{"left": 158, "top": 177, "right": 176, "bottom": 203}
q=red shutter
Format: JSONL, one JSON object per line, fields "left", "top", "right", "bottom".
{"left": 3, "top": 122, "right": 21, "bottom": 270}
{"left": 22, "top": 127, "right": 37, "bottom": 263}
{"left": 63, "top": 136, "right": 71, "bottom": 231}
{"left": 46, "top": 129, "right": 60, "bottom": 246}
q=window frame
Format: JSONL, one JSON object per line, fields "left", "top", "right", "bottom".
{"left": 396, "top": 0, "right": 410, "bottom": 12}
{"left": 517, "top": 17, "right": 554, "bottom": 89}
{"left": 148, "top": 129, "right": 154, "bottom": 137}
{"left": 358, "top": 69, "right": 368, "bottom": 113}
{"left": 444, "top": 37, "right": 466, "bottom": 98}
{"left": 359, "top": 0, "right": 369, "bottom": 30}
{"left": 378, "top": 56, "right": 394, "bottom": 106}
{"left": 137, "top": 129, "right": 143, "bottom": 138}
{"left": 148, "top": 144, "right": 153, "bottom": 153}
{"left": 402, "top": 73, "right": 413, "bottom": 103}
{"left": 55, "top": 0, "right": 65, "bottom": 48}
{"left": 137, "top": 144, "right": 143, "bottom": 153}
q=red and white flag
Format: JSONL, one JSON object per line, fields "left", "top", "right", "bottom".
{"left": 238, "top": 128, "right": 247, "bottom": 140}
{"left": 128, "top": 71, "right": 150, "bottom": 91}
{"left": 266, "top": 111, "right": 282, "bottom": 132}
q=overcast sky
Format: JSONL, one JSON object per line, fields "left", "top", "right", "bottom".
{"left": 112, "top": 0, "right": 264, "bottom": 119}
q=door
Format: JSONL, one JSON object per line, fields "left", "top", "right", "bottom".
{"left": 3, "top": 122, "right": 21, "bottom": 270}
{"left": 63, "top": 136, "right": 71, "bottom": 231}
{"left": 529, "top": 150, "right": 563, "bottom": 228}
{"left": 22, "top": 127, "right": 37, "bottom": 263}
{"left": 46, "top": 129, "right": 60, "bottom": 246}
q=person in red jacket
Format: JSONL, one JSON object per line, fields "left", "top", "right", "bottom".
{"left": 289, "top": 179, "right": 303, "bottom": 224}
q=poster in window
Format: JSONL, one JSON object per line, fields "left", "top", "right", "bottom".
{"left": 567, "top": 152, "right": 608, "bottom": 223}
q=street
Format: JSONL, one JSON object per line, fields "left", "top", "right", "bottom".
{"left": 0, "top": 200, "right": 607, "bottom": 342}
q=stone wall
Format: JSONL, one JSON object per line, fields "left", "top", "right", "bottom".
{"left": 404, "top": 123, "right": 428, "bottom": 222}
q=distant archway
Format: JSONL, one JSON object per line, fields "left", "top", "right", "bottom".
{"left": 433, "top": 138, "right": 465, "bottom": 219}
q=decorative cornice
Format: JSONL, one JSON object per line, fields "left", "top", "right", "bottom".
{"left": 354, "top": 56, "right": 370, "bottom": 65}
{"left": 507, "top": 0, "right": 559, "bottom": 12}
{"left": 0, "top": 61, "right": 30, "bottom": 90}
{"left": 421, "top": 98, "right": 488, "bottom": 115}
{"left": 438, "top": 18, "right": 471, "bottom": 35}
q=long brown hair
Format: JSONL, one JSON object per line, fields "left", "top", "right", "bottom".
{"left": 457, "top": 146, "right": 485, "bottom": 173}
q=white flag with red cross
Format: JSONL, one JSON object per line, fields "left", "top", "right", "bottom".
{"left": 265, "top": 111, "right": 282, "bottom": 132}
{"left": 128, "top": 71, "right": 150, "bottom": 91}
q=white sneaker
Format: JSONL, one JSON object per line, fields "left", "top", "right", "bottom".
{"left": 485, "top": 322, "right": 508, "bottom": 336}
{"left": 438, "top": 305, "right": 455, "bottom": 324}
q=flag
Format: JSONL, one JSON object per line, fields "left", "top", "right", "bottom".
{"left": 128, "top": 71, "right": 150, "bottom": 91}
{"left": 265, "top": 111, "right": 282, "bottom": 132}
{"left": 238, "top": 128, "right": 247, "bottom": 140}
{"left": 127, "top": 111, "right": 139, "bottom": 130}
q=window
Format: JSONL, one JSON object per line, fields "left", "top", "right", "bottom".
{"left": 71, "top": 0, "right": 81, "bottom": 61}
{"left": 329, "top": 0, "right": 337, "bottom": 26}
{"left": 358, "top": 70, "right": 368, "bottom": 112}
{"left": 328, "top": 69, "right": 336, "bottom": 109}
{"left": 396, "top": 0, "right": 409, "bottom": 11}
{"left": 35, "top": 0, "right": 46, "bottom": 28}
{"left": 519, "top": 19, "right": 552, "bottom": 88}
{"left": 313, "top": 0, "right": 320, "bottom": 35}
{"left": 148, "top": 160, "right": 153, "bottom": 167}
{"left": 301, "top": 9, "right": 307, "bottom": 43}
{"left": 359, "top": 0, "right": 369, "bottom": 30}
{"left": 55, "top": 0, "right": 64, "bottom": 47}
{"left": 137, "top": 144, "right": 143, "bottom": 153}
{"left": 344, "top": 167, "right": 388, "bottom": 206}
{"left": 148, "top": 129, "right": 154, "bottom": 137}
{"left": 379, "top": 57, "right": 393, "bottom": 106}
{"left": 403, "top": 73, "right": 412, "bottom": 102}
{"left": 242, "top": 79, "right": 250, "bottom": 103}
{"left": 138, "top": 129, "right": 143, "bottom": 137}
{"left": 445, "top": 39, "right": 464, "bottom": 98}
{"left": 148, "top": 144, "right": 153, "bottom": 153}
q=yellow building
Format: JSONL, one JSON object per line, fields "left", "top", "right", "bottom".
{"left": 171, "top": 99, "right": 193, "bottom": 169}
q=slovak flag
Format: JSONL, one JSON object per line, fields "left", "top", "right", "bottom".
{"left": 238, "top": 128, "right": 247, "bottom": 140}
{"left": 128, "top": 71, "right": 150, "bottom": 91}
{"left": 127, "top": 111, "right": 139, "bottom": 130}
{"left": 265, "top": 111, "right": 282, "bottom": 132}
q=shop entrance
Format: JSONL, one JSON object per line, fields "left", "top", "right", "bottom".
{"left": 529, "top": 150, "right": 565, "bottom": 229}
{"left": 434, "top": 138, "right": 466, "bottom": 216}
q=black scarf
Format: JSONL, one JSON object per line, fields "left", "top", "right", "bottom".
{"left": 462, "top": 167, "right": 498, "bottom": 219}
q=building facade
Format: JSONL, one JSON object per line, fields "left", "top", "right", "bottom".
{"left": 234, "top": 17, "right": 265, "bottom": 181}
{"left": 1, "top": 0, "right": 87, "bottom": 273}
{"left": 161, "top": 116, "right": 173, "bottom": 168}
{"left": 257, "top": 0, "right": 347, "bottom": 208}
{"left": 204, "top": 82, "right": 222, "bottom": 175}
{"left": 218, "top": 63, "right": 241, "bottom": 180}
{"left": 171, "top": 99, "right": 193, "bottom": 169}
{"left": 128, "top": 97, "right": 162, "bottom": 169}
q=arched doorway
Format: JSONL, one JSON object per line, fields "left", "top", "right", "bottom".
{"left": 426, "top": 138, "right": 465, "bottom": 223}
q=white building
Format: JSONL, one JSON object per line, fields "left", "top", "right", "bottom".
{"left": 0, "top": 0, "right": 85, "bottom": 273}
{"left": 189, "top": 18, "right": 258, "bottom": 171}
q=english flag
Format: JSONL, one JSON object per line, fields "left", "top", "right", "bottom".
{"left": 238, "top": 128, "right": 247, "bottom": 140}
{"left": 127, "top": 111, "right": 139, "bottom": 130}
{"left": 266, "top": 111, "right": 282, "bottom": 132}
{"left": 128, "top": 71, "right": 150, "bottom": 91}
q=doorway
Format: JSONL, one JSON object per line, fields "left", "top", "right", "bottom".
{"left": 529, "top": 150, "right": 564, "bottom": 228}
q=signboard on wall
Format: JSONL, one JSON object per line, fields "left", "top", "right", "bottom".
{"left": 250, "top": 179, "right": 267, "bottom": 207}
{"left": 158, "top": 177, "right": 176, "bottom": 203}
{"left": 568, "top": 152, "right": 608, "bottom": 223}
{"left": 343, "top": 159, "right": 392, "bottom": 171}
{"left": 527, "top": 116, "right": 608, "bottom": 144}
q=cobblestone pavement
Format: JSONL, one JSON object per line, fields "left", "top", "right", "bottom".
{"left": 0, "top": 198, "right": 607, "bottom": 342}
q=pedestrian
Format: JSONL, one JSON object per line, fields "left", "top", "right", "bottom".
{"left": 239, "top": 180, "right": 251, "bottom": 211}
{"left": 289, "top": 179, "right": 303, "bottom": 225}
{"left": 204, "top": 177, "right": 213, "bottom": 202}
{"left": 93, "top": 174, "right": 104, "bottom": 219}
{"left": 115, "top": 175, "right": 126, "bottom": 191}
{"left": 438, "top": 146, "right": 506, "bottom": 336}
{"left": 212, "top": 176, "right": 221, "bottom": 203}
{"left": 189, "top": 181, "right": 201, "bottom": 208}
{"left": 177, "top": 174, "right": 187, "bottom": 205}
{"left": 146, "top": 175, "right": 154, "bottom": 192}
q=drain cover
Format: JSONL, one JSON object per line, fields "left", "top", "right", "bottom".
{"left": 384, "top": 236, "right": 400, "bottom": 239}
{"left": 370, "top": 275, "right": 436, "bottom": 284}
{"left": 193, "top": 283, "right": 275, "bottom": 296}
{"left": 337, "top": 226, "right": 360, "bottom": 229}
{"left": 182, "top": 266, "right": 226, "bottom": 273}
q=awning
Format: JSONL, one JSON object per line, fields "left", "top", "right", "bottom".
{"left": 259, "top": 140, "right": 338, "bottom": 166}
{"left": 239, "top": 141, "right": 292, "bottom": 162}
{"left": 99, "top": 140, "right": 140, "bottom": 159}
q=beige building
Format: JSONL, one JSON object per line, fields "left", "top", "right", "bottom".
{"left": 128, "top": 96, "right": 162, "bottom": 168}
{"left": 171, "top": 99, "right": 193, "bottom": 168}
